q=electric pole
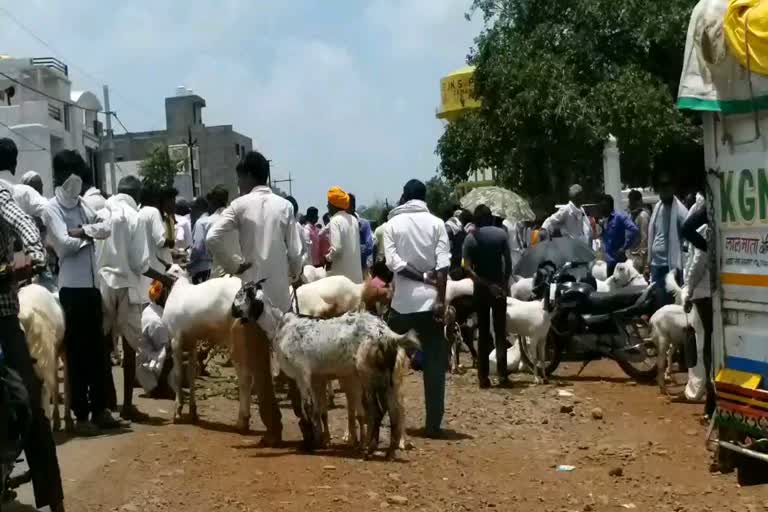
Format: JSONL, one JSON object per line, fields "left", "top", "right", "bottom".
{"left": 103, "top": 85, "right": 116, "bottom": 194}
{"left": 187, "top": 126, "right": 199, "bottom": 196}
{"left": 272, "top": 170, "right": 293, "bottom": 196}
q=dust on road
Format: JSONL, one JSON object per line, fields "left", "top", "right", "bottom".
{"left": 33, "top": 362, "right": 768, "bottom": 512}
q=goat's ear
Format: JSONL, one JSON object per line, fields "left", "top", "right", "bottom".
{"left": 255, "top": 278, "right": 268, "bottom": 290}
{"left": 250, "top": 299, "right": 264, "bottom": 320}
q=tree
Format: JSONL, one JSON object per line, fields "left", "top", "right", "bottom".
{"left": 359, "top": 199, "right": 390, "bottom": 223}
{"left": 436, "top": 0, "right": 702, "bottom": 207}
{"left": 140, "top": 145, "right": 181, "bottom": 190}
{"left": 425, "top": 176, "right": 456, "bottom": 219}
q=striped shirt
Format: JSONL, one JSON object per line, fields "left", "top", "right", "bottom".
{"left": 0, "top": 185, "right": 45, "bottom": 317}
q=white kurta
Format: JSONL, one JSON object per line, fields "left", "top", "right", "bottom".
{"left": 542, "top": 202, "right": 592, "bottom": 244}
{"left": 207, "top": 185, "right": 302, "bottom": 313}
{"left": 138, "top": 303, "right": 170, "bottom": 393}
{"left": 326, "top": 210, "right": 362, "bottom": 284}
{"left": 138, "top": 206, "right": 168, "bottom": 304}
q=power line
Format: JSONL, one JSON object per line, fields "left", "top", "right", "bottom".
{"left": 111, "top": 112, "right": 130, "bottom": 134}
{"left": 0, "top": 118, "right": 48, "bottom": 152}
{"left": 0, "top": 71, "right": 101, "bottom": 113}
{"left": 0, "top": 6, "right": 158, "bottom": 120}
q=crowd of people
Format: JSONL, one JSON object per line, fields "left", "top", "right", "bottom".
{"left": 0, "top": 133, "right": 715, "bottom": 510}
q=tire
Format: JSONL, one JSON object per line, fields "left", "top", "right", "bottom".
{"left": 518, "top": 329, "right": 562, "bottom": 377}
{"left": 615, "top": 319, "right": 658, "bottom": 382}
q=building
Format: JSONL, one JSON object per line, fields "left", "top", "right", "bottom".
{"left": 0, "top": 56, "right": 103, "bottom": 196}
{"left": 112, "top": 87, "right": 253, "bottom": 200}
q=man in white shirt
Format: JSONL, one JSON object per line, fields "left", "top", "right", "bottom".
{"left": 207, "top": 151, "right": 303, "bottom": 446}
{"left": 542, "top": 184, "right": 592, "bottom": 244}
{"left": 81, "top": 171, "right": 106, "bottom": 213}
{"left": 204, "top": 186, "right": 242, "bottom": 278}
{"left": 97, "top": 175, "right": 174, "bottom": 422}
{"left": 138, "top": 187, "right": 174, "bottom": 302}
{"left": 326, "top": 186, "right": 363, "bottom": 284}
{"left": 175, "top": 198, "right": 193, "bottom": 251}
{"left": 20, "top": 170, "right": 43, "bottom": 195}
{"left": 384, "top": 179, "right": 450, "bottom": 438}
{"left": 44, "top": 150, "right": 121, "bottom": 435}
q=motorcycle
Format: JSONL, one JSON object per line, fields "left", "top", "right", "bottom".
{"left": 518, "top": 261, "right": 659, "bottom": 381}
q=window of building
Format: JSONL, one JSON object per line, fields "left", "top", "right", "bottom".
{"left": 63, "top": 104, "right": 70, "bottom": 132}
{"left": 235, "top": 143, "right": 240, "bottom": 156}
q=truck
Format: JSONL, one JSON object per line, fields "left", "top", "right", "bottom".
{"left": 677, "top": 0, "right": 768, "bottom": 483}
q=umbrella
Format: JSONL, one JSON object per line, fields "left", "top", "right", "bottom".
{"left": 514, "top": 237, "right": 595, "bottom": 278}
{"left": 460, "top": 186, "right": 535, "bottom": 223}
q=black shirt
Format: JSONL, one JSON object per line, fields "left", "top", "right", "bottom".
{"left": 462, "top": 225, "right": 512, "bottom": 284}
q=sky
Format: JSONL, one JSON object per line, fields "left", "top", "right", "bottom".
{"left": 0, "top": 0, "right": 482, "bottom": 211}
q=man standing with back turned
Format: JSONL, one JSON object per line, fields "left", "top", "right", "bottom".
{"left": 384, "top": 179, "right": 451, "bottom": 438}
{"left": 463, "top": 204, "right": 513, "bottom": 388}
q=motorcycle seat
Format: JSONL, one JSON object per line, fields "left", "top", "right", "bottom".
{"left": 582, "top": 286, "right": 648, "bottom": 315}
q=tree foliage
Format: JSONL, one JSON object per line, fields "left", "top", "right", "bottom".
{"left": 425, "top": 176, "right": 457, "bottom": 219}
{"left": 140, "top": 145, "right": 181, "bottom": 190}
{"left": 436, "top": 0, "right": 703, "bottom": 206}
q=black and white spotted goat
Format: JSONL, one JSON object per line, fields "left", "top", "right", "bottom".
{"left": 231, "top": 280, "right": 420, "bottom": 460}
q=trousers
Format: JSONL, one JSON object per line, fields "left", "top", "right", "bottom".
{"left": 694, "top": 298, "right": 716, "bottom": 417}
{"left": 388, "top": 310, "right": 447, "bottom": 434}
{"left": 475, "top": 290, "right": 508, "bottom": 383}
{"left": 0, "top": 315, "right": 64, "bottom": 508}
{"left": 59, "top": 287, "right": 108, "bottom": 420}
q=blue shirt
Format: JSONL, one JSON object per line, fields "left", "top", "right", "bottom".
{"left": 189, "top": 213, "right": 212, "bottom": 276}
{"left": 601, "top": 210, "right": 639, "bottom": 266}
{"left": 358, "top": 216, "right": 374, "bottom": 269}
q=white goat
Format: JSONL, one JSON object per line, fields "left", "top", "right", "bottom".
{"left": 592, "top": 260, "right": 608, "bottom": 281}
{"left": 444, "top": 279, "right": 476, "bottom": 373}
{"left": 292, "top": 275, "right": 386, "bottom": 318}
{"left": 606, "top": 261, "right": 648, "bottom": 291}
{"left": 509, "top": 276, "right": 535, "bottom": 301}
{"left": 506, "top": 297, "right": 552, "bottom": 384}
{"left": 17, "top": 284, "right": 70, "bottom": 431}
{"left": 232, "top": 282, "right": 419, "bottom": 460}
{"left": 650, "top": 272, "right": 702, "bottom": 394}
{"left": 162, "top": 265, "right": 243, "bottom": 424}
{"left": 301, "top": 265, "right": 327, "bottom": 284}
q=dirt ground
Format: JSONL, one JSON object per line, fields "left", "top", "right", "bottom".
{"left": 16, "top": 360, "right": 768, "bottom": 512}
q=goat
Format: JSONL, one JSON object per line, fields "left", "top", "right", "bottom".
{"left": 506, "top": 297, "right": 552, "bottom": 384}
{"left": 17, "top": 284, "right": 70, "bottom": 431}
{"left": 509, "top": 276, "right": 535, "bottom": 301}
{"left": 650, "top": 272, "right": 702, "bottom": 394}
{"left": 592, "top": 260, "right": 608, "bottom": 281}
{"left": 443, "top": 279, "right": 478, "bottom": 373}
{"left": 232, "top": 281, "right": 419, "bottom": 460}
{"left": 607, "top": 261, "right": 648, "bottom": 290}
{"left": 162, "top": 265, "right": 243, "bottom": 424}
{"left": 301, "top": 265, "right": 327, "bottom": 284}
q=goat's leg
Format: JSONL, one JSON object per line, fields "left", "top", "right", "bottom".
{"left": 231, "top": 326, "right": 251, "bottom": 433}
{"left": 386, "top": 386, "right": 404, "bottom": 461}
{"left": 312, "top": 379, "right": 330, "bottom": 448}
{"left": 188, "top": 342, "right": 199, "bottom": 423}
{"left": 172, "top": 338, "right": 185, "bottom": 424}
{"left": 339, "top": 377, "right": 362, "bottom": 448}
{"left": 363, "top": 386, "right": 383, "bottom": 460}
{"left": 657, "top": 334, "right": 670, "bottom": 395}
{"left": 62, "top": 352, "right": 73, "bottom": 432}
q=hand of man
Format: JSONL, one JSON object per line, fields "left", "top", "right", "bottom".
{"left": 68, "top": 227, "right": 88, "bottom": 239}
{"left": 616, "top": 249, "right": 627, "bottom": 262}
{"left": 236, "top": 262, "right": 253, "bottom": 275}
{"left": 159, "top": 274, "right": 177, "bottom": 289}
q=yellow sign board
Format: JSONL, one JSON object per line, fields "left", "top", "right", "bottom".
{"left": 437, "top": 65, "right": 481, "bottom": 121}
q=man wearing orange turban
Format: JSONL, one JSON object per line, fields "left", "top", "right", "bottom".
{"left": 325, "top": 186, "right": 362, "bottom": 283}
{"left": 327, "top": 186, "right": 350, "bottom": 210}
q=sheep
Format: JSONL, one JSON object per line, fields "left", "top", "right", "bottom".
{"left": 231, "top": 281, "right": 420, "bottom": 460}
{"left": 17, "top": 283, "right": 71, "bottom": 431}
{"left": 650, "top": 272, "right": 702, "bottom": 394}
{"left": 162, "top": 265, "right": 243, "bottom": 424}
{"left": 505, "top": 297, "right": 552, "bottom": 384}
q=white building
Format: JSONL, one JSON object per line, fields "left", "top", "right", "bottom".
{"left": 0, "top": 56, "right": 103, "bottom": 196}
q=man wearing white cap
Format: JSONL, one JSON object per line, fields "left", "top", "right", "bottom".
{"left": 542, "top": 184, "right": 592, "bottom": 244}
{"left": 21, "top": 170, "right": 44, "bottom": 195}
